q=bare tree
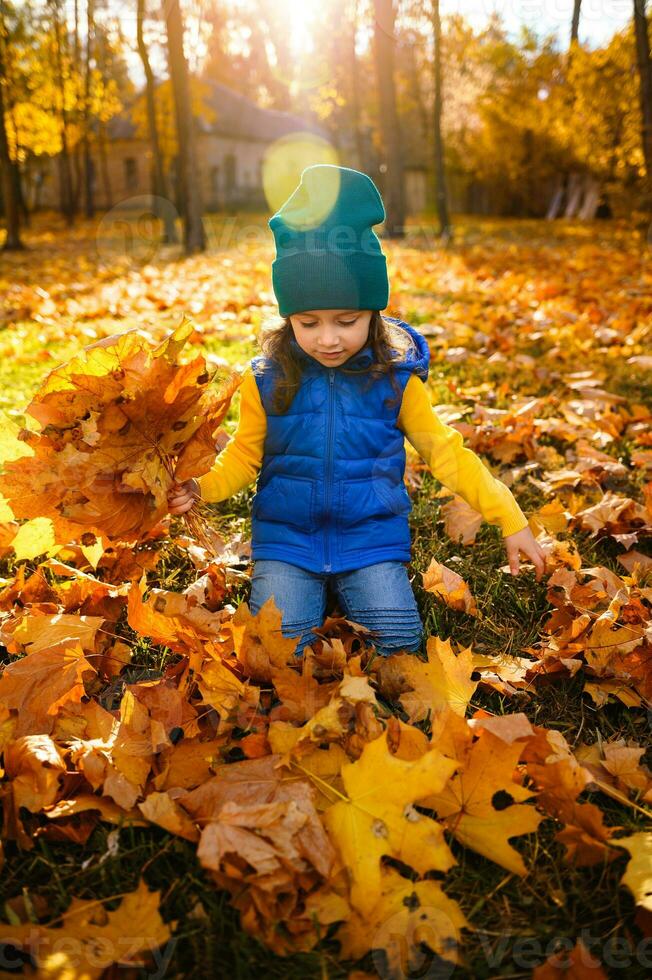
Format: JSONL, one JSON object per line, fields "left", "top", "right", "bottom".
{"left": 0, "top": 1, "right": 24, "bottom": 249}
{"left": 372, "top": 0, "right": 405, "bottom": 237}
{"left": 431, "top": 0, "right": 451, "bottom": 241}
{"left": 137, "top": 0, "right": 178, "bottom": 243}
{"left": 163, "top": 0, "right": 205, "bottom": 253}
{"left": 633, "top": 0, "right": 652, "bottom": 240}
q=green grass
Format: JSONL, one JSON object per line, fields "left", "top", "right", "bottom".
{"left": 1, "top": 214, "right": 650, "bottom": 978}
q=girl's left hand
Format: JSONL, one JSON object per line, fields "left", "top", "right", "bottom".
{"left": 503, "top": 527, "right": 546, "bottom": 581}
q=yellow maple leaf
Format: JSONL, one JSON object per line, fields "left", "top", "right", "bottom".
{"left": 611, "top": 832, "right": 652, "bottom": 911}
{"left": 0, "top": 878, "right": 175, "bottom": 978}
{"left": 323, "top": 729, "right": 457, "bottom": 915}
{"left": 337, "top": 866, "right": 469, "bottom": 973}
{"left": 399, "top": 636, "right": 478, "bottom": 721}
{"left": 421, "top": 727, "right": 543, "bottom": 876}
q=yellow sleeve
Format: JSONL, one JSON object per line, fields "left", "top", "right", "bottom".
{"left": 398, "top": 374, "right": 528, "bottom": 537}
{"left": 197, "top": 364, "right": 266, "bottom": 503}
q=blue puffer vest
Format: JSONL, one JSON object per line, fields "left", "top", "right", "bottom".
{"left": 250, "top": 317, "right": 431, "bottom": 574}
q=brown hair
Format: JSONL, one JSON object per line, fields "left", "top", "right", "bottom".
{"left": 253, "top": 311, "right": 417, "bottom": 415}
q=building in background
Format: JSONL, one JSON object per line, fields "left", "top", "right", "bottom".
{"left": 35, "top": 79, "right": 429, "bottom": 218}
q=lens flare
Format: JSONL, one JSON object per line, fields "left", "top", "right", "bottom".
{"left": 262, "top": 132, "right": 339, "bottom": 218}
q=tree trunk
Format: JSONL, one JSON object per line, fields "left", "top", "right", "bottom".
{"left": 163, "top": 0, "right": 205, "bottom": 253}
{"left": 372, "top": 0, "right": 405, "bottom": 237}
{"left": 83, "top": 0, "right": 95, "bottom": 218}
{"left": 564, "top": 172, "right": 584, "bottom": 217}
{"left": 1, "top": 17, "right": 30, "bottom": 228}
{"left": 138, "top": 0, "right": 178, "bottom": 243}
{"left": 571, "top": 0, "right": 582, "bottom": 44}
{"left": 0, "top": 10, "right": 24, "bottom": 250}
{"left": 49, "top": 0, "right": 75, "bottom": 225}
{"left": 348, "top": 0, "right": 367, "bottom": 172}
{"left": 97, "top": 121, "right": 112, "bottom": 210}
{"left": 408, "top": 31, "right": 429, "bottom": 145}
{"left": 633, "top": 0, "right": 652, "bottom": 239}
{"left": 578, "top": 177, "right": 601, "bottom": 219}
{"left": 431, "top": 0, "right": 451, "bottom": 240}
{"left": 96, "top": 28, "right": 113, "bottom": 210}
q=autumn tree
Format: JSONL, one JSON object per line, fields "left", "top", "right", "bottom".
{"left": 163, "top": 0, "right": 205, "bottom": 253}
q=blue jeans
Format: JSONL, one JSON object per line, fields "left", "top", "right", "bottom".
{"left": 248, "top": 559, "right": 424, "bottom": 657}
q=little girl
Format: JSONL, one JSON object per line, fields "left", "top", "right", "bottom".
{"left": 168, "top": 164, "right": 544, "bottom": 657}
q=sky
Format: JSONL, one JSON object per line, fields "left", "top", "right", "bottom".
{"left": 443, "top": 0, "right": 632, "bottom": 50}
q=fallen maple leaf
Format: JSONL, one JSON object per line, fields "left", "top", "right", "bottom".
{"left": 420, "top": 726, "right": 543, "bottom": 876}
{"left": 422, "top": 558, "right": 478, "bottom": 616}
{"left": 532, "top": 939, "right": 607, "bottom": 979}
{"left": 0, "top": 878, "right": 175, "bottom": 978}
{"left": 322, "top": 729, "right": 457, "bottom": 915}
{"left": 394, "top": 636, "right": 478, "bottom": 721}
{"left": 611, "top": 832, "right": 652, "bottom": 912}
{"left": 336, "top": 866, "right": 469, "bottom": 974}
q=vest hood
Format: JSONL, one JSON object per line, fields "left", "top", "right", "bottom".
{"left": 288, "top": 316, "right": 430, "bottom": 379}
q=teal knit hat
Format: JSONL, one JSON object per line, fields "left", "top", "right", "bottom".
{"left": 268, "top": 164, "right": 389, "bottom": 317}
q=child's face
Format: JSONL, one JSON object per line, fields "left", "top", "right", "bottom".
{"left": 290, "top": 309, "right": 373, "bottom": 367}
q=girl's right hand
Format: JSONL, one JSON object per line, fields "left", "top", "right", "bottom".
{"left": 168, "top": 478, "right": 200, "bottom": 515}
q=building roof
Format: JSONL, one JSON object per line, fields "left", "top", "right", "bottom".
{"left": 106, "top": 77, "right": 329, "bottom": 143}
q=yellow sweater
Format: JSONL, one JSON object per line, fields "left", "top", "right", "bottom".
{"left": 198, "top": 366, "right": 528, "bottom": 537}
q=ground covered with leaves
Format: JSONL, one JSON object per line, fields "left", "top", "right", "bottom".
{"left": 0, "top": 213, "right": 651, "bottom": 979}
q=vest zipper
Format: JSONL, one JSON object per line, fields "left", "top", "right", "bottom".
{"left": 323, "top": 368, "right": 335, "bottom": 572}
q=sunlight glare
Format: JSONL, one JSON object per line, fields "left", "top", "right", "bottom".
{"left": 262, "top": 132, "right": 339, "bottom": 218}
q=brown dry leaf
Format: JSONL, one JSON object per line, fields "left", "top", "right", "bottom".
{"left": 230, "top": 596, "right": 303, "bottom": 682}
{"left": 468, "top": 710, "right": 535, "bottom": 743}
{"left": 422, "top": 558, "right": 478, "bottom": 616}
{"left": 0, "top": 644, "right": 97, "bottom": 737}
{"left": 471, "top": 650, "right": 533, "bottom": 696}
{"left": 43, "top": 794, "right": 148, "bottom": 827}
{"left": 127, "top": 572, "right": 225, "bottom": 659}
{"left": 196, "top": 657, "right": 260, "bottom": 736}
{"left": 532, "top": 939, "right": 608, "bottom": 979}
{"left": 439, "top": 493, "right": 483, "bottom": 545}
{"left": 575, "top": 740, "right": 652, "bottom": 806}
{"left": 523, "top": 729, "right": 618, "bottom": 866}
{"left": 4, "top": 734, "right": 67, "bottom": 812}
{"left": 138, "top": 790, "right": 200, "bottom": 842}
